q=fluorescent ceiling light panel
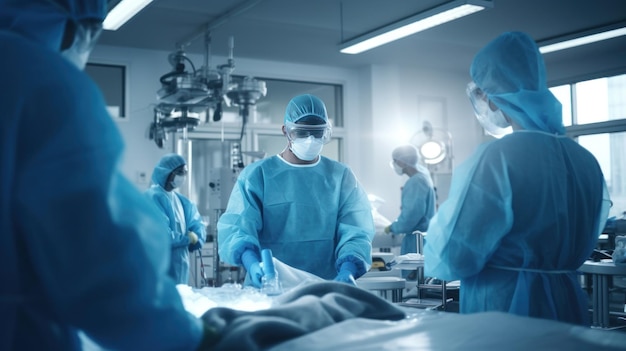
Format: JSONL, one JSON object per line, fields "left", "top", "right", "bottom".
{"left": 539, "top": 26, "right": 626, "bottom": 54}
{"left": 103, "top": 0, "right": 154, "bottom": 31}
{"left": 340, "top": 0, "right": 492, "bottom": 54}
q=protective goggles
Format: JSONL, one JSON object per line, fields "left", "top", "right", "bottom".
{"left": 285, "top": 122, "right": 332, "bottom": 144}
{"left": 74, "top": 20, "right": 104, "bottom": 52}
{"left": 172, "top": 165, "right": 188, "bottom": 176}
{"left": 466, "top": 81, "right": 512, "bottom": 137}
{"left": 466, "top": 82, "right": 489, "bottom": 114}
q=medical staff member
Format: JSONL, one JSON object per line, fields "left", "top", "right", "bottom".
{"left": 0, "top": 1, "right": 216, "bottom": 349}
{"left": 385, "top": 145, "right": 436, "bottom": 278}
{"left": 145, "top": 154, "right": 207, "bottom": 285}
{"left": 218, "top": 94, "right": 375, "bottom": 287}
{"left": 424, "top": 31, "right": 611, "bottom": 326}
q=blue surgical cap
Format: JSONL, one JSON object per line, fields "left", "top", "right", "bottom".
{"left": 151, "top": 154, "right": 186, "bottom": 188}
{"left": 284, "top": 94, "right": 329, "bottom": 124}
{"left": 470, "top": 31, "right": 565, "bottom": 135}
{"left": 392, "top": 145, "right": 420, "bottom": 168}
{"left": 0, "top": 0, "right": 107, "bottom": 51}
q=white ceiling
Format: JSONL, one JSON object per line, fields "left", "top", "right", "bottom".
{"left": 98, "top": 0, "right": 626, "bottom": 80}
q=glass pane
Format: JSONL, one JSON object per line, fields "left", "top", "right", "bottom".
{"left": 574, "top": 75, "right": 626, "bottom": 125}
{"left": 549, "top": 85, "right": 572, "bottom": 127}
{"left": 85, "top": 63, "right": 126, "bottom": 119}
{"left": 240, "top": 77, "right": 343, "bottom": 127}
{"left": 257, "top": 134, "right": 341, "bottom": 161}
{"left": 608, "top": 74, "right": 626, "bottom": 120}
{"left": 578, "top": 132, "right": 626, "bottom": 218}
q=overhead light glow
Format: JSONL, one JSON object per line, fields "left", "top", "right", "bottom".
{"left": 539, "top": 26, "right": 626, "bottom": 54}
{"left": 103, "top": 0, "right": 154, "bottom": 31}
{"left": 340, "top": 0, "right": 492, "bottom": 55}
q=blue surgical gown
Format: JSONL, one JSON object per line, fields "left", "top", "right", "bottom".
{"left": 424, "top": 131, "right": 611, "bottom": 325}
{"left": 0, "top": 28, "right": 202, "bottom": 351}
{"left": 218, "top": 155, "right": 375, "bottom": 280}
{"left": 145, "top": 185, "right": 207, "bottom": 284}
{"left": 390, "top": 171, "right": 436, "bottom": 255}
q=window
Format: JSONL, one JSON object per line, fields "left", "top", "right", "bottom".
{"left": 550, "top": 74, "right": 626, "bottom": 218}
{"left": 85, "top": 63, "right": 127, "bottom": 119}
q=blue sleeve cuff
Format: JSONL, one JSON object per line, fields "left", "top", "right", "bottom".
{"left": 339, "top": 261, "right": 358, "bottom": 276}
{"left": 241, "top": 249, "right": 260, "bottom": 271}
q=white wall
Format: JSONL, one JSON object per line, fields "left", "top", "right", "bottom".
{"left": 89, "top": 44, "right": 485, "bottom": 221}
{"left": 358, "top": 64, "right": 484, "bottom": 220}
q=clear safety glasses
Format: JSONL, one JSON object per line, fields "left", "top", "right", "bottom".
{"left": 172, "top": 165, "right": 188, "bottom": 176}
{"left": 75, "top": 20, "right": 104, "bottom": 52}
{"left": 466, "top": 81, "right": 490, "bottom": 117}
{"left": 285, "top": 122, "right": 332, "bottom": 144}
{"left": 466, "top": 81, "right": 512, "bottom": 138}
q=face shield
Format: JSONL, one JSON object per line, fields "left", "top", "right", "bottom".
{"left": 61, "top": 19, "right": 103, "bottom": 69}
{"left": 284, "top": 122, "right": 332, "bottom": 144}
{"left": 466, "top": 81, "right": 512, "bottom": 139}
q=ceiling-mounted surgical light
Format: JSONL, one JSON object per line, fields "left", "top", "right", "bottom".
{"left": 538, "top": 21, "right": 626, "bottom": 54}
{"left": 103, "top": 0, "right": 154, "bottom": 31}
{"left": 340, "top": 0, "right": 493, "bottom": 54}
{"left": 148, "top": 35, "right": 267, "bottom": 148}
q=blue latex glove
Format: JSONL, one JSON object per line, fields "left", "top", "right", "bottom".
{"left": 187, "top": 231, "right": 202, "bottom": 252}
{"left": 334, "top": 261, "right": 358, "bottom": 286}
{"left": 242, "top": 249, "right": 264, "bottom": 288}
{"left": 188, "top": 241, "right": 202, "bottom": 252}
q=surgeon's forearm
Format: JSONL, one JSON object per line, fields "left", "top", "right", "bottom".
{"left": 171, "top": 232, "right": 190, "bottom": 249}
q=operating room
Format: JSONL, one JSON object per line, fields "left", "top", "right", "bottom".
{"left": 10, "top": 0, "right": 626, "bottom": 349}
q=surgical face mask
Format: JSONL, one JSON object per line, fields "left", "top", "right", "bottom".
{"left": 290, "top": 136, "right": 324, "bottom": 161}
{"left": 171, "top": 175, "right": 186, "bottom": 189}
{"left": 466, "top": 82, "right": 513, "bottom": 139}
{"left": 61, "top": 21, "right": 103, "bottom": 70}
{"left": 390, "top": 161, "right": 404, "bottom": 176}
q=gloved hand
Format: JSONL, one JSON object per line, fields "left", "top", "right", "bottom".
{"left": 247, "top": 262, "right": 264, "bottom": 288}
{"left": 384, "top": 225, "right": 392, "bottom": 234}
{"left": 242, "top": 249, "right": 264, "bottom": 288}
{"left": 334, "top": 260, "right": 358, "bottom": 286}
{"left": 188, "top": 231, "right": 199, "bottom": 245}
{"left": 334, "top": 270, "right": 356, "bottom": 286}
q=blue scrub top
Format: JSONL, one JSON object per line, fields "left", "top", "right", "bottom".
{"left": 218, "top": 155, "right": 375, "bottom": 280}
{"left": 390, "top": 171, "right": 436, "bottom": 255}
{"left": 0, "top": 9, "right": 203, "bottom": 350}
{"left": 145, "top": 184, "right": 207, "bottom": 284}
{"left": 425, "top": 131, "right": 610, "bottom": 325}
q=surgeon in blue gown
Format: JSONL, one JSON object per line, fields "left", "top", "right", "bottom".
{"left": 0, "top": 1, "right": 214, "bottom": 350}
{"left": 424, "top": 32, "right": 611, "bottom": 326}
{"left": 218, "top": 94, "right": 375, "bottom": 287}
{"left": 145, "top": 154, "right": 207, "bottom": 285}
{"left": 385, "top": 144, "right": 436, "bottom": 258}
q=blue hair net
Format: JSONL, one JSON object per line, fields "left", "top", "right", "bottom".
{"left": 470, "top": 31, "right": 565, "bottom": 135}
{"left": 151, "top": 154, "right": 186, "bottom": 188}
{"left": 0, "top": 0, "right": 107, "bottom": 51}
{"left": 284, "top": 94, "right": 329, "bottom": 124}
{"left": 392, "top": 144, "right": 420, "bottom": 168}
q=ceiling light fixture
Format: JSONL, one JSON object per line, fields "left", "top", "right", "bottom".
{"left": 340, "top": 0, "right": 493, "bottom": 55}
{"left": 103, "top": 0, "right": 154, "bottom": 31}
{"left": 538, "top": 22, "right": 626, "bottom": 54}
